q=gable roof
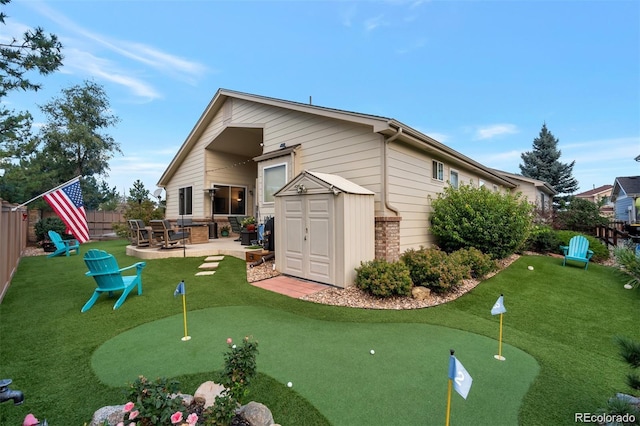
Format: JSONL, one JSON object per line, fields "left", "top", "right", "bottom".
{"left": 612, "top": 176, "right": 640, "bottom": 201}
{"left": 275, "top": 170, "right": 375, "bottom": 196}
{"left": 575, "top": 185, "right": 613, "bottom": 198}
{"left": 158, "top": 88, "right": 515, "bottom": 188}
{"left": 491, "top": 169, "right": 557, "bottom": 195}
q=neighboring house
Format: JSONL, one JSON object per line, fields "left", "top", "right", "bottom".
{"left": 158, "top": 89, "right": 552, "bottom": 286}
{"left": 611, "top": 176, "right": 640, "bottom": 223}
{"left": 491, "top": 169, "right": 556, "bottom": 213}
{"left": 575, "top": 184, "right": 614, "bottom": 217}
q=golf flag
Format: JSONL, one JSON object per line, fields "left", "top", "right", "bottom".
{"left": 42, "top": 177, "right": 90, "bottom": 243}
{"left": 448, "top": 353, "right": 473, "bottom": 399}
{"left": 174, "top": 281, "right": 185, "bottom": 297}
{"left": 174, "top": 280, "right": 190, "bottom": 341}
{"left": 491, "top": 294, "right": 506, "bottom": 315}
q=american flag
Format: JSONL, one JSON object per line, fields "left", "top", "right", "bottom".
{"left": 43, "top": 177, "right": 90, "bottom": 243}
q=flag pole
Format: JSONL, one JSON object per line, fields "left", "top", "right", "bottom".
{"left": 494, "top": 312, "right": 505, "bottom": 361}
{"left": 181, "top": 292, "right": 190, "bottom": 341}
{"left": 445, "top": 349, "right": 454, "bottom": 426}
{"left": 11, "top": 175, "right": 81, "bottom": 211}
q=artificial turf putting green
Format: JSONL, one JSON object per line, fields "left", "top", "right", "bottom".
{"left": 93, "top": 306, "right": 539, "bottom": 425}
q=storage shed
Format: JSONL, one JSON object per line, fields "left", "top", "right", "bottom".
{"left": 274, "top": 170, "right": 375, "bottom": 288}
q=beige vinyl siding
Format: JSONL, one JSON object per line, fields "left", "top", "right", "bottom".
{"left": 229, "top": 99, "right": 384, "bottom": 213}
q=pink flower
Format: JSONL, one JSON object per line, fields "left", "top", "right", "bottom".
{"left": 226, "top": 337, "right": 232, "bottom": 344}
{"left": 187, "top": 413, "right": 199, "bottom": 425}
{"left": 23, "top": 414, "right": 39, "bottom": 426}
{"left": 129, "top": 410, "right": 139, "bottom": 420}
{"left": 123, "top": 401, "right": 135, "bottom": 412}
{"left": 170, "top": 411, "right": 183, "bottom": 424}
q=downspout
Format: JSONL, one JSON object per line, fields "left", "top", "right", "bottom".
{"left": 382, "top": 127, "right": 402, "bottom": 216}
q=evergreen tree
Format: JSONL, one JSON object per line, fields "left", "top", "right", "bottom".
{"left": 520, "top": 123, "right": 579, "bottom": 198}
{"left": 128, "top": 179, "right": 151, "bottom": 203}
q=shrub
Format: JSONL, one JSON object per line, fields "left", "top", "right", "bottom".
{"left": 525, "top": 224, "right": 560, "bottom": 253}
{"left": 126, "top": 376, "right": 186, "bottom": 425}
{"left": 449, "top": 247, "right": 498, "bottom": 279}
{"left": 614, "top": 247, "right": 640, "bottom": 289}
{"left": 430, "top": 184, "right": 534, "bottom": 259}
{"left": 554, "top": 197, "right": 608, "bottom": 234}
{"left": 34, "top": 217, "right": 67, "bottom": 241}
{"left": 555, "top": 230, "right": 609, "bottom": 263}
{"left": 400, "top": 247, "right": 469, "bottom": 293}
{"left": 354, "top": 259, "right": 412, "bottom": 298}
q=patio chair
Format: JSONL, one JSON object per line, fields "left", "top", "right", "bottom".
{"left": 228, "top": 216, "right": 243, "bottom": 242}
{"left": 560, "top": 235, "right": 594, "bottom": 270}
{"left": 150, "top": 219, "right": 190, "bottom": 248}
{"left": 82, "top": 249, "right": 146, "bottom": 312}
{"left": 47, "top": 230, "right": 80, "bottom": 258}
{"left": 128, "top": 219, "right": 151, "bottom": 247}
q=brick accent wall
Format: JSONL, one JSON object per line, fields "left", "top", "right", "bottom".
{"left": 374, "top": 216, "right": 401, "bottom": 262}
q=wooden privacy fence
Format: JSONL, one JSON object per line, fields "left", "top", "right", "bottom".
{"left": 39, "top": 210, "right": 125, "bottom": 240}
{"left": 0, "top": 199, "right": 28, "bottom": 303}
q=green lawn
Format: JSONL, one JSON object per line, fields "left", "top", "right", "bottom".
{"left": 0, "top": 240, "right": 638, "bottom": 425}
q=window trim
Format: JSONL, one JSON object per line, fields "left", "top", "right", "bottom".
{"left": 178, "top": 186, "right": 192, "bottom": 215}
{"left": 432, "top": 160, "right": 444, "bottom": 181}
{"left": 449, "top": 169, "right": 459, "bottom": 189}
{"left": 212, "top": 183, "right": 247, "bottom": 216}
{"left": 263, "top": 162, "right": 287, "bottom": 204}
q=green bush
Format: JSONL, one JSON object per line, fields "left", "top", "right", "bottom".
{"left": 555, "top": 197, "right": 608, "bottom": 234}
{"left": 400, "top": 247, "right": 469, "bottom": 293}
{"left": 525, "top": 225, "right": 560, "bottom": 253}
{"left": 355, "top": 259, "right": 413, "bottom": 298}
{"left": 449, "top": 247, "right": 498, "bottom": 279}
{"left": 126, "top": 376, "right": 186, "bottom": 425}
{"left": 34, "top": 217, "right": 67, "bottom": 241}
{"left": 430, "top": 184, "right": 534, "bottom": 259}
{"left": 614, "top": 247, "right": 640, "bottom": 289}
{"left": 555, "top": 230, "right": 609, "bottom": 262}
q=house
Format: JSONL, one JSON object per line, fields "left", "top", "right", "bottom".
{"left": 158, "top": 89, "right": 551, "bottom": 286}
{"left": 491, "top": 169, "right": 556, "bottom": 213}
{"left": 575, "top": 184, "right": 614, "bottom": 217}
{"left": 611, "top": 176, "right": 640, "bottom": 223}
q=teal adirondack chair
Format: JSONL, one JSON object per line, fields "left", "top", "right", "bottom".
{"left": 560, "top": 235, "right": 594, "bottom": 270}
{"left": 82, "top": 249, "right": 146, "bottom": 312}
{"left": 47, "top": 230, "right": 80, "bottom": 258}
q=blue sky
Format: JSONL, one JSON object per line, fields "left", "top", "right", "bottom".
{"left": 4, "top": 0, "right": 639, "bottom": 197}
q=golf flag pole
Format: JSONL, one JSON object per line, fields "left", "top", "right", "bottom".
{"left": 446, "top": 349, "right": 473, "bottom": 426}
{"left": 445, "top": 350, "right": 454, "bottom": 426}
{"left": 174, "top": 280, "right": 190, "bottom": 341}
{"left": 491, "top": 294, "right": 506, "bottom": 361}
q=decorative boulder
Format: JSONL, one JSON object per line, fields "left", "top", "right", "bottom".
{"left": 89, "top": 405, "right": 125, "bottom": 426}
{"left": 237, "top": 401, "right": 274, "bottom": 426}
{"left": 194, "top": 380, "right": 226, "bottom": 408}
{"left": 411, "top": 286, "right": 431, "bottom": 301}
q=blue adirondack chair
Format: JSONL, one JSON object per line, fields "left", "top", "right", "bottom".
{"left": 47, "top": 230, "right": 80, "bottom": 258}
{"left": 82, "top": 249, "right": 146, "bottom": 312}
{"left": 560, "top": 235, "right": 594, "bottom": 270}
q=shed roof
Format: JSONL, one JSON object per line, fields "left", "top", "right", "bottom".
{"left": 275, "top": 170, "right": 375, "bottom": 196}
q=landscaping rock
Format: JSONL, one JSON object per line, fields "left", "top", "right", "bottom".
{"left": 411, "top": 286, "right": 431, "bottom": 300}
{"left": 237, "top": 401, "right": 274, "bottom": 426}
{"left": 194, "top": 380, "right": 226, "bottom": 408}
{"left": 89, "top": 405, "right": 125, "bottom": 426}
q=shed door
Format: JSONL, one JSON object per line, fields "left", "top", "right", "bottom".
{"left": 282, "top": 194, "right": 334, "bottom": 285}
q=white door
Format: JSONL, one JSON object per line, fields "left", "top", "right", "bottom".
{"left": 306, "top": 196, "right": 334, "bottom": 284}
{"left": 282, "top": 194, "right": 334, "bottom": 285}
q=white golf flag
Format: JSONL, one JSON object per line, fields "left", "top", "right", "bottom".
{"left": 491, "top": 294, "right": 506, "bottom": 316}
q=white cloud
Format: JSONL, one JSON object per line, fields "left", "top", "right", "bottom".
{"left": 475, "top": 124, "right": 519, "bottom": 140}
{"left": 364, "top": 15, "right": 387, "bottom": 32}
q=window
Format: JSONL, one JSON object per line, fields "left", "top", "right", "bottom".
{"left": 432, "top": 160, "right": 444, "bottom": 181}
{"left": 264, "top": 163, "right": 287, "bottom": 203}
{"left": 479, "top": 179, "right": 486, "bottom": 188}
{"left": 178, "top": 186, "right": 192, "bottom": 215}
{"left": 213, "top": 185, "right": 246, "bottom": 215}
{"left": 540, "top": 193, "right": 546, "bottom": 213}
{"left": 450, "top": 170, "right": 459, "bottom": 189}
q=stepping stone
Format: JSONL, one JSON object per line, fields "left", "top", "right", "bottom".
{"left": 195, "top": 271, "right": 216, "bottom": 276}
{"left": 199, "top": 262, "right": 219, "bottom": 269}
{"left": 205, "top": 256, "right": 225, "bottom": 261}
